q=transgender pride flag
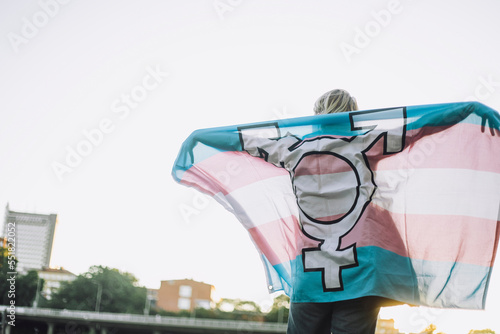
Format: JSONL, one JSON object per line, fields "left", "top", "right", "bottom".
{"left": 172, "top": 101, "right": 500, "bottom": 309}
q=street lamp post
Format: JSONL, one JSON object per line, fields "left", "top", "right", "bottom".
{"left": 91, "top": 281, "right": 103, "bottom": 313}
{"left": 95, "top": 283, "right": 102, "bottom": 313}
{"left": 144, "top": 295, "right": 151, "bottom": 315}
{"left": 33, "top": 277, "right": 42, "bottom": 308}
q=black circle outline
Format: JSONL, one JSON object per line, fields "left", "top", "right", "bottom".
{"left": 292, "top": 151, "right": 361, "bottom": 225}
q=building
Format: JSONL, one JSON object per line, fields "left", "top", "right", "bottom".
{"left": 37, "top": 267, "right": 76, "bottom": 300}
{"left": 157, "top": 279, "right": 215, "bottom": 312}
{"left": 2, "top": 204, "right": 58, "bottom": 272}
{"left": 376, "top": 318, "right": 403, "bottom": 334}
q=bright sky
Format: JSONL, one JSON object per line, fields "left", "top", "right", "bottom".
{"left": 1, "top": 1, "right": 499, "bottom": 333}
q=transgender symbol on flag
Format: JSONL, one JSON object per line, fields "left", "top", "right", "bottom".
{"left": 239, "top": 107, "right": 406, "bottom": 291}
{"left": 174, "top": 101, "right": 500, "bottom": 308}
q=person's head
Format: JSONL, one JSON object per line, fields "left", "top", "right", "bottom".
{"left": 313, "top": 89, "right": 358, "bottom": 115}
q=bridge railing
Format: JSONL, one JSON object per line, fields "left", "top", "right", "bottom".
{"left": 0, "top": 306, "right": 287, "bottom": 332}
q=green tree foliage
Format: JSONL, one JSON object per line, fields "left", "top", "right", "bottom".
{"left": 214, "top": 298, "right": 264, "bottom": 321}
{"left": 0, "top": 246, "right": 14, "bottom": 305}
{"left": 420, "top": 324, "right": 436, "bottom": 334}
{"left": 155, "top": 295, "right": 292, "bottom": 323}
{"left": 419, "top": 324, "right": 447, "bottom": 334}
{"left": 154, "top": 298, "right": 267, "bottom": 321}
{"left": 0, "top": 247, "right": 43, "bottom": 306}
{"left": 15, "top": 270, "right": 41, "bottom": 306}
{"left": 264, "top": 294, "right": 290, "bottom": 323}
{"left": 48, "top": 265, "right": 146, "bottom": 314}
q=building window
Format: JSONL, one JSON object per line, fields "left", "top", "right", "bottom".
{"left": 179, "top": 285, "right": 192, "bottom": 298}
{"left": 178, "top": 298, "right": 191, "bottom": 310}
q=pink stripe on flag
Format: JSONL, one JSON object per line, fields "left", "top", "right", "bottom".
{"left": 181, "top": 151, "right": 288, "bottom": 196}
{"left": 294, "top": 153, "right": 353, "bottom": 177}
{"left": 248, "top": 215, "right": 319, "bottom": 266}
{"left": 316, "top": 213, "right": 347, "bottom": 222}
{"left": 370, "top": 123, "right": 500, "bottom": 173}
{"left": 341, "top": 203, "right": 500, "bottom": 267}
{"left": 183, "top": 123, "right": 500, "bottom": 199}
{"left": 248, "top": 204, "right": 499, "bottom": 267}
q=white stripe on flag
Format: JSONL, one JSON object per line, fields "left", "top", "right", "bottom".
{"left": 225, "top": 174, "right": 298, "bottom": 229}
{"left": 373, "top": 168, "right": 500, "bottom": 220}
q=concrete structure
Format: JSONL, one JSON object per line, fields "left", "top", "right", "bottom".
{"left": 37, "top": 267, "right": 76, "bottom": 300}
{"left": 157, "top": 279, "right": 215, "bottom": 312}
{"left": 0, "top": 306, "right": 287, "bottom": 334}
{"left": 2, "top": 204, "right": 58, "bottom": 272}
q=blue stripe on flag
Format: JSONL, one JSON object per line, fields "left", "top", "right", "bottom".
{"left": 172, "top": 102, "right": 499, "bottom": 182}
{"left": 277, "top": 246, "right": 491, "bottom": 308}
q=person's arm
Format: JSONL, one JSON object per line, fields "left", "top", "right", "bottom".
{"left": 239, "top": 124, "right": 300, "bottom": 169}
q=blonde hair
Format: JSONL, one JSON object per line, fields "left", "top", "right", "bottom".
{"left": 313, "top": 89, "right": 358, "bottom": 115}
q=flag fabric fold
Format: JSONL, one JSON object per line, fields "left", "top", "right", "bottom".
{"left": 172, "top": 101, "right": 500, "bottom": 309}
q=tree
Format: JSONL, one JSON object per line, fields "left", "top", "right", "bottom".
{"left": 0, "top": 246, "right": 14, "bottom": 305}
{"left": 419, "top": 324, "right": 447, "bottom": 334}
{"left": 16, "top": 270, "right": 42, "bottom": 306}
{"left": 420, "top": 324, "right": 437, "bottom": 334}
{"left": 264, "top": 294, "right": 290, "bottom": 323}
{"left": 49, "top": 265, "right": 147, "bottom": 314}
{"left": 0, "top": 247, "right": 43, "bottom": 306}
{"left": 154, "top": 298, "right": 265, "bottom": 321}
{"left": 234, "top": 299, "right": 261, "bottom": 313}
{"left": 215, "top": 298, "right": 264, "bottom": 321}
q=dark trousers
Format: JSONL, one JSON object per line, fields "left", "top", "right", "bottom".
{"left": 286, "top": 296, "right": 382, "bottom": 334}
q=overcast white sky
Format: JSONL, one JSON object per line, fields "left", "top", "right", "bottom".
{"left": 1, "top": 1, "right": 500, "bottom": 333}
